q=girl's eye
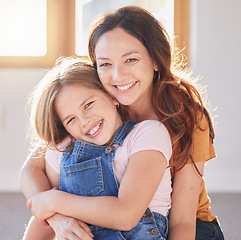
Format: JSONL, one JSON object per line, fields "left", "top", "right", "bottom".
{"left": 67, "top": 117, "right": 75, "bottom": 125}
{"left": 126, "top": 58, "right": 138, "bottom": 63}
{"left": 84, "top": 101, "right": 94, "bottom": 109}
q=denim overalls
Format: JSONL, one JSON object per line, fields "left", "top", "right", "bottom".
{"left": 60, "top": 121, "right": 168, "bottom": 239}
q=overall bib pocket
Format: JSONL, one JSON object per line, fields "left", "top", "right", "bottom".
{"left": 62, "top": 157, "right": 104, "bottom": 196}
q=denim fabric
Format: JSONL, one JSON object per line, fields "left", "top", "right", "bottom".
{"left": 90, "top": 209, "right": 168, "bottom": 240}
{"left": 196, "top": 219, "right": 225, "bottom": 240}
{"left": 59, "top": 121, "right": 168, "bottom": 239}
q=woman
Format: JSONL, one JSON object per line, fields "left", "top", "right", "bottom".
{"left": 19, "top": 6, "right": 224, "bottom": 240}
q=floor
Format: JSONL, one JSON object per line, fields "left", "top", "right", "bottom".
{"left": 0, "top": 192, "right": 240, "bottom": 240}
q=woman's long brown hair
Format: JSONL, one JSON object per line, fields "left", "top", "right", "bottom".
{"left": 88, "top": 6, "right": 215, "bottom": 174}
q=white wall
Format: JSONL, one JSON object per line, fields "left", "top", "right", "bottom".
{"left": 0, "top": 0, "right": 240, "bottom": 192}
{"left": 0, "top": 69, "right": 46, "bottom": 191}
{"left": 190, "top": 0, "right": 241, "bottom": 192}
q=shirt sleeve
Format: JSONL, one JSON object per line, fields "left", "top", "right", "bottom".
{"left": 45, "top": 148, "right": 62, "bottom": 174}
{"left": 45, "top": 138, "right": 71, "bottom": 174}
{"left": 190, "top": 114, "right": 216, "bottom": 163}
{"left": 129, "top": 120, "right": 172, "bottom": 164}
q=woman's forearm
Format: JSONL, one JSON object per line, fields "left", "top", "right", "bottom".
{"left": 168, "top": 161, "right": 205, "bottom": 239}
{"left": 19, "top": 146, "right": 51, "bottom": 199}
{"left": 168, "top": 222, "right": 195, "bottom": 240}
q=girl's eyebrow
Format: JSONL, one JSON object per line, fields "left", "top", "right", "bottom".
{"left": 61, "top": 95, "right": 94, "bottom": 123}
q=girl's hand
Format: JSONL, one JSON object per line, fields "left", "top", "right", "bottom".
{"left": 47, "top": 214, "right": 94, "bottom": 240}
{"left": 27, "top": 188, "right": 57, "bottom": 221}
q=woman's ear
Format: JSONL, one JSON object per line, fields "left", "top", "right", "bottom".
{"left": 112, "top": 98, "right": 120, "bottom": 107}
{"left": 154, "top": 62, "right": 158, "bottom": 71}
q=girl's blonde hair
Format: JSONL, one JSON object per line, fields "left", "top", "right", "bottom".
{"left": 28, "top": 56, "right": 106, "bottom": 150}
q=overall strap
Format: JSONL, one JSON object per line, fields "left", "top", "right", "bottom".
{"left": 112, "top": 121, "right": 136, "bottom": 146}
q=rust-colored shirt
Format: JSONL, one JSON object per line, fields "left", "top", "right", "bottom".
{"left": 168, "top": 114, "right": 217, "bottom": 222}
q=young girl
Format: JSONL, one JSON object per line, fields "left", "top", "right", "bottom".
{"left": 24, "top": 57, "right": 172, "bottom": 240}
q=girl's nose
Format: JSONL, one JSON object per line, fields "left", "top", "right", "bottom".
{"left": 79, "top": 113, "right": 91, "bottom": 128}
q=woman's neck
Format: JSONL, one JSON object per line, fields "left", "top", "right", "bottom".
{"left": 126, "top": 104, "right": 158, "bottom": 123}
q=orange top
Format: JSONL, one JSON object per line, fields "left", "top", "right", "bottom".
{"left": 169, "top": 114, "right": 217, "bottom": 222}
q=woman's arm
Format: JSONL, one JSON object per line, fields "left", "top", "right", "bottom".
{"left": 168, "top": 161, "right": 205, "bottom": 240}
{"left": 23, "top": 216, "right": 55, "bottom": 240}
{"left": 28, "top": 150, "right": 167, "bottom": 231}
{"left": 19, "top": 145, "right": 52, "bottom": 199}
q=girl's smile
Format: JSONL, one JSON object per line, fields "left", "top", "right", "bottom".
{"left": 55, "top": 85, "right": 122, "bottom": 145}
{"left": 87, "top": 119, "right": 103, "bottom": 137}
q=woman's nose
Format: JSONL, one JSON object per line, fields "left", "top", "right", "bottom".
{"left": 112, "top": 65, "right": 125, "bottom": 82}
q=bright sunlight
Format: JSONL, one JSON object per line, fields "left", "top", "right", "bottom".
{"left": 0, "top": 0, "right": 47, "bottom": 56}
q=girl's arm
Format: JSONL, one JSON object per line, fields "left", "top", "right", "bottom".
{"left": 28, "top": 149, "right": 167, "bottom": 231}
{"left": 168, "top": 160, "right": 205, "bottom": 240}
{"left": 20, "top": 147, "right": 94, "bottom": 240}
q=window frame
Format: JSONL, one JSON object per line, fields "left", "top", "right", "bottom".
{"left": 174, "top": 0, "right": 190, "bottom": 58}
{"left": 0, "top": 0, "right": 189, "bottom": 68}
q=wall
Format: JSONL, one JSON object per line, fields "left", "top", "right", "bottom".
{"left": 190, "top": 0, "right": 241, "bottom": 192}
{"left": 0, "top": 0, "right": 240, "bottom": 192}
{"left": 0, "top": 69, "right": 46, "bottom": 191}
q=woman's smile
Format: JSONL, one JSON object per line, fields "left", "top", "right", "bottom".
{"left": 115, "top": 81, "right": 138, "bottom": 92}
{"left": 95, "top": 28, "right": 157, "bottom": 108}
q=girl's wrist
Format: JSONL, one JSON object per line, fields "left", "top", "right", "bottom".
{"left": 48, "top": 189, "right": 60, "bottom": 213}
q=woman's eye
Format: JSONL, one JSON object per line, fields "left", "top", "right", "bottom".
{"left": 99, "top": 62, "right": 111, "bottom": 68}
{"left": 85, "top": 101, "right": 94, "bottom": 109}
{"left": 126, "top": 58, "right": 137, "bottom": 63}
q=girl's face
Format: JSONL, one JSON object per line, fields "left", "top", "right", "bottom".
{"left": 95, "top": 28, "right": 158, "bottom": 108}
{"left": 55, "top": 84, "right": 122, "bottom": 145}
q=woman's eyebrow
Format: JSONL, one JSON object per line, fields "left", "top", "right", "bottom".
{"left": 122, "top": 51, "right": 139, "bottom": 58}
{"left": 97, "top": 51, "right": 139, "bottom": 60}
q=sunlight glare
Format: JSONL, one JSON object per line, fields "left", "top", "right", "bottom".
{"left": 0, "top": 0, "right": 47, "bottom": 56}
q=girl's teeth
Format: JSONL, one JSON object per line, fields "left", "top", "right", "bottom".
{"left": 88, "top": 121, "right": 102, "bottom": 135}
{"left": 116, "top": 82, "right": 136, "bottom": 90}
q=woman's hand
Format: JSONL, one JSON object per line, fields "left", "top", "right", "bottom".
{"left": 47, "top": 214, "right": 94, "bottom": 240}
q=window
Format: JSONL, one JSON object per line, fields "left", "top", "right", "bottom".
{"left": 0, "top": 0, "right": 47, "bottom": 56}
{"left": 75, "top": 0, "right": 174, "bottom": 56}
{"left": 0, "top": 0, "right": 190, "bottom": 68}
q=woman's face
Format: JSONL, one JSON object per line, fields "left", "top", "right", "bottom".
{"left": 95, "top": 28, "right": 157, "bottom": 107}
